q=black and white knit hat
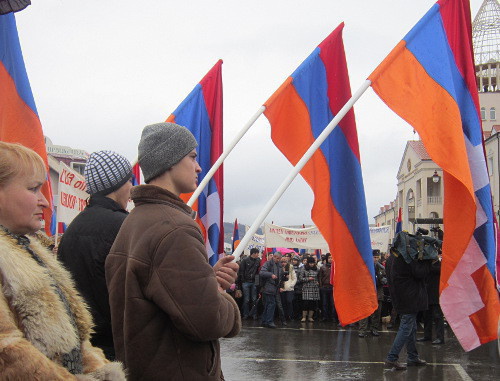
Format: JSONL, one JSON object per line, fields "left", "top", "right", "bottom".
{"left": 84, "top": 150, "right": 132, "bottom": 195}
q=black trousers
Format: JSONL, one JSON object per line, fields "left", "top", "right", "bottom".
{"left": 423, "top": 304, "right": 445, "bottom": 341}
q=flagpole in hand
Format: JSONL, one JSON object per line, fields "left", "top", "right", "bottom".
{"left": 187, "top": 106, "right": 266, "bottom": 207}
{"left": 232, "top": 80, "right": 372, "bottom": 261}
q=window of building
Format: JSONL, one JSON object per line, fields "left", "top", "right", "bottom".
{"left": 71, "top": 162, "right": 86, "bottom": 176}
{"left": 481, "top": 107, "right": 486, "bottom": 120}
{"left": 488, "top": 156, "right": 494, "bottom": 176}
{"left": 490, "top": 107, "right": 496, "bottom": 120}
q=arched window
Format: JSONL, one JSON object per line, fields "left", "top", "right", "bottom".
{"left": 481, "top": 107, "right": 486, "bottom": 120}
{"left": 490, "top": 107, "right": 496, "bottom": 120}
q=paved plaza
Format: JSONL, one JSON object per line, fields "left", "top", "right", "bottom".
{"left": 220, "top": 320, "right": 499, "bottom": 381}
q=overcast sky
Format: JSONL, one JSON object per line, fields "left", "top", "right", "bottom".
{"left": 14, "top": 0, "right": 484, "bottom": 227}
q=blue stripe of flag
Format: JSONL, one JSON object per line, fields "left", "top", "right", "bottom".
{"left": 291, "top": 47, "right": 374, "bottom": 280}
{"left": 0, "top": 13, "right": 38, "bottom": 114}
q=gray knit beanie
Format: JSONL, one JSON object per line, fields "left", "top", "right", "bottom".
{"left": 138, "top": 122, "right": 198, "bottom": 183}
{"left": 84, "top": 150, "right": 132, "bottom": 195}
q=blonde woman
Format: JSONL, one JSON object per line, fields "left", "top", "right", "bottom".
{"left": 0, "top": 142, "right": 125, "bottom": 380}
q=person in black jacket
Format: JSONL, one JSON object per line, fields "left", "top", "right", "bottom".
{"left": 417, "top": 256, "right": 445, "bottom": 344}
{"left": 384, "top": 248, "right": 431, "bottom": 370}
{"left": 58, "top": 150, "right": 132, "bottom": 360}
{"left": 238, "top": 248, "right": 261, "bottom": 319}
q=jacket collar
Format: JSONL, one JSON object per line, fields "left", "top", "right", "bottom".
{"left": 88, "top": 193, "right": 127, "bottom": 213}
{"left": 131, "top": 185, "right": 194, "bottom": 218}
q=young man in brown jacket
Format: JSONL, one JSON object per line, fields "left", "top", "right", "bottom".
{"left": 106, "top": 122, "right": 241, "bottom": 380}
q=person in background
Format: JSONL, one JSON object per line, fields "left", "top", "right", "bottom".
{"left": 0, "top": 142, "right": 125, "bottom": 380}
{"left": 417, "top": 254, "right": 445, "bottom": 345}
{"left": 300, "top": 256, "right": 320, "bottom": 322}
{"left": 259, "top": 252, "right": 284, "bottom": 328}
{"left": 106, "top": 122, "right": 241, "bottom": 380}
{"left": 239, "top": 248, "right": 261, "bottom": 320}
{"left": 359, "top": 250, "right": 386, "bottom": 337}
{"left": 280, "top": 256, "right": 297, "bottom": 322}
{"left": 58, "top": 150, "right": 133, "bottom": 360}
{"left": 319, "top": 253, "right": 337, "bottom": 323}
{"left": 291, "top": 255, "right": 303, "bottom": 320}
{"left": 384, "top": 247, "right": 431, "bottom": 370}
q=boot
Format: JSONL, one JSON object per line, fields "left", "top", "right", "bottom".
{"left": 308, "top": 310, "right": 314, "bottom": 322}
{"left": 301, "top": 311, "right": 308, "bottom": 322}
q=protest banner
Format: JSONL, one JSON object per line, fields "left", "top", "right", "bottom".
{"left": 264, "top": 223, "right": 329, "bottom": 251}
{"left": 369, "top": 225, "right": 391, "bottom": 253}
{"left": 243, "top": 233, "right": 266, "bottom": 255}
{"left": 57, "top": 162, "right": 88, "bottom": 225}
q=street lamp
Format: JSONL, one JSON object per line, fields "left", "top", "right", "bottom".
{"left": 432, "top": 170, "right": 440, "bottom": 183}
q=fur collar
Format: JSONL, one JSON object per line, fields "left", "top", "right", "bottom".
{"left": 0, "top": 231, "right": 93, "bottom": 359}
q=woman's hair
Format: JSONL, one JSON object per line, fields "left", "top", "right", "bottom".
{"left": 0, "top": 142, "right": 47, "bottom": 186}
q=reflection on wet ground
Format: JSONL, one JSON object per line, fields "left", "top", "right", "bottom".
{"left": 221, "top": 319, "right": 499, "bottom": 380}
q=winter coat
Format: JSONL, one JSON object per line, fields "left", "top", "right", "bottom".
{"left": 106, "top": 185, "right": 241, "bottom": 381}
{"left": 385, "top": 251, "right": 431, "bottom": 314}
{"left": 58, "top": 194, "right": 128, "bottom": 357}
{"left": 239, "top": 255, "right": 260, "bottom": 283}
{"left": 0, "top": 229, "right": 125, "bottom": 380}
{"left": 426, "top": 259, "right": 441, "bottom": 305}
{"left": 282, "top": 264, "right": 297, "bottom": 292}
{"left": 318, "top": 263, "right": 332, "bottom": 289}
{"left": 293, "top": 264, "right": 303, "bottom": 294}
{"left": 374, "top": 261, "right": 387, "bottom": 301}
{"left": 300, "top": 265, "right": 320, "bottom": 301}
{"left": 259, "top": 259, "right": 284, "bottom": 295}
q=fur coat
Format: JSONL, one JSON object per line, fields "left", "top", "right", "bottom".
{"left": 0, "top": 230, "right": 125, "bottom": 380}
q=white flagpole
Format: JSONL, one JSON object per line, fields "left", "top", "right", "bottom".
{"left": 232, "top": 80, "right": 372, "bottom": 261}
{"left": 187, "top": 106, "right": 266, "bottom": 207}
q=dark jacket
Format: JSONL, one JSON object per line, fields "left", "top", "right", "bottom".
{"left": 58, "top": 194, "right": 128, "bottom": 357}
{"left": 319, "top": 263, "right": 332, "bottom": 289}
{"left": 426, "top": 259, "right": 441, "bottom": 305}
{"left": 386, "top": 251, "right": 431, "bottom": 314}
{"left": 259, "top": 259, "right": 283, "bottom": 295}
{"left": 239, "top": 255, "right": 260, "bottom": 283}
{"left": 105, "top": 185, "right": 241, "bottom": 381}
{"left": 374, "top": 261, "right": 387, "bottom": 301}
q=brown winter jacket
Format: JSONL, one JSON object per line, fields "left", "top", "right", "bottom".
{"left": 0, "top": 230, "right": 125, "bottom": 380}
{"left": 106, "top": 185, "right": 241, "bottom": 380}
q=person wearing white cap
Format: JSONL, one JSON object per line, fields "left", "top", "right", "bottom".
{"left": 58, "top": 150, "right": 133, "bottom": 360}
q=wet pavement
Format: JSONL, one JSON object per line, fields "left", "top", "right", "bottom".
{"left": 220, "top": 319, "right": 499, "bottom": 381}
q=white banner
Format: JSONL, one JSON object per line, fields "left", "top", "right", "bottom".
{"left": 264, "top": 223, "right": 329, "bottom": 251}
{"left": 369, "top": 226, "right": 392, "bottom": 253}
{"left": 243, "top": 233, "right": 266, "bottom": 255}
{"left": 57, "top": 162, "right": 88, "bottom": 225}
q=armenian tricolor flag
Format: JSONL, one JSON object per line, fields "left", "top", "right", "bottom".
{"left": 369, "top": 0, "right": 499, "bottom": 350}
{"left": 0, "top": 12, "right": 53, "bottom": 235}
{"left": 131, "top": 162, "right": 141, "bottom": 186}
{"left": 232, "top": 218, "right": 240, "bottom": 253}
{"left": 395, "top": 207, "right": 402, "bottom": 234}
{"left": 263, "top": 23, "right": 377, "bottom": 324}
{"left": 166, "top": 60, "right": 224, "bottom": 266}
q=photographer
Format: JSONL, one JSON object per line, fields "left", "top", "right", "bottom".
{"left": 384, "top": 228, "right": 435, "bottom": 370}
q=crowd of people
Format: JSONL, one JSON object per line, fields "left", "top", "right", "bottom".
{"left": 232, "top": 246, "right": 445, "bottom": 370}
{"left": 0, "top": 121, "right": 447, "bottom": 378}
